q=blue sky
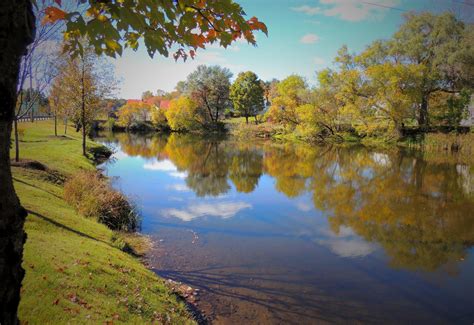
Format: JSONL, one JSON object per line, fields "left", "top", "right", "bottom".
{"left": 112, "top": 0, "right": 471, "bottom": 99}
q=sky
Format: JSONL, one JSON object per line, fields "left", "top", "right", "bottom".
{"left": 112, "top": 0, "right": 473, "bottom": 99}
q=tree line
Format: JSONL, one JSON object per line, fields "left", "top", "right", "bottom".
{"left": 115, "top": 12, "right": 473, "bottom": 141}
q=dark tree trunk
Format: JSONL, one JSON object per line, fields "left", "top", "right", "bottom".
{"left": 14, "top": 118, "right": 19, "bottom": 162}
{"left": 418, "top": 94, "right": 429, "bottom": 129}
{"left": 0, "top": 1, "right": 35, "bottom": 324}
{"left": 245, "top": 115, "right": 248, "bottom": 124}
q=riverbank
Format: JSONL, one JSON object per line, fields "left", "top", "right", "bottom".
{"left": 11, "top": 121, "right": 195, "bottom": 324}
{"left": 225, "top": 117, "right": 474, "bottom": 154}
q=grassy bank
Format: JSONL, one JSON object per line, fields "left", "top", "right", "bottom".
{"left": 12, "top": 121, "right": 194, "bottom": 324}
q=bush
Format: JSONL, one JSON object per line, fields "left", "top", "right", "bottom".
{"left": 111, "top": 232, "right": 134, "bottom": 254}
{"left": 106, "top": 117, "right": 116, "bottom": 130}
{"left": 88, "top": 145, "right": 113, "bottom": 164}
{"left": 64, "top": 171, "right": 139, "bottom": 232}
{"left": 128, "top": 121, "right": 154, "bottom": 132}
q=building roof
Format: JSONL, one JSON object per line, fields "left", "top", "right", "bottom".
{"left": 126, "top": 99, "right": 142, "bottom": 105}
{"left": 159, "top": 100, "right": 171, "bottom": 110}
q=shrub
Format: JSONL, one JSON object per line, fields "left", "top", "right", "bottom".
{"left": 88, "top": 145, "right": 113, "bottom": 164}
{"left": 64, "top": 171, "right": 139, "bottom": 232}
{"left": 106, "top": 117, "right": 116, "bottom": 130}
{"left": 111, "top": 232, "right": 134, "bottom": 254}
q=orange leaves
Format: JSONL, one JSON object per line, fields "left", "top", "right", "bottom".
{"left": 42, "top": 7, "right": 67, "bottom": 25}
{"left": 195, "top": 0, "right": 206, "bottom": 9}
{"left": 191, "top": 34, "right": 207, "bottom": 49}
{"left": 247, "top": 16, "right": 268, "bottom": 35}
{"left": 207, "top": 29, "right": 217, "bottom": 41}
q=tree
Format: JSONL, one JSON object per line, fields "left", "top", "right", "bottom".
{"left": 362, "top": 63, "right": 424, "bottom": 137}
{"left": 184, "top": 65, "right": 232, "bottom": 127}
{"left": 151, "top": 108, "right": 168, "bottom": 130}
{"left": 117, "top": 101, "right": 152, "bottom": 129}
{"left": 141, "top": 90, "right": 153, "bottom": 100}
{"left": 165, "top": 96, "right": 204, "bottom": 131}
{"left": 13, "top": 0, "right": 67, "bottom": 162}
{"left": 155, "top": 89, "right": 167, "bottom": 97}
{"left": 387, "top": 12, "right": 472, "bottom": 127}
{"left": 303, "top": 69, "right": 347, "bottom": 137}
{"left": 57, "top": 48, "right": 115, "bottom": 155}
{"left": 0, "top": 1, "right": 266, "bottom": 321}
{"left": 230, "top": 71, "right": 264, "bottom": 124}
{"left": 266, "top": 75, "right": 307, "bottom": 125}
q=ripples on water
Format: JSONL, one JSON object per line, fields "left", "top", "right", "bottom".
{"left": 97, "top": 132, "right": 474, "bottom": 324}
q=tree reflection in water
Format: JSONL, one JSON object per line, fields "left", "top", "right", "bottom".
{"left": 100, "top": 132, "right": 474, "bottom": 272}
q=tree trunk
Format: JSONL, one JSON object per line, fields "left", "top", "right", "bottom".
{"left": 64, "top": 118, "right": 68, "bottom": 134}
{"left": 82, "top": 115, "right": 86, "bottom": 156}
{"left": 81, "top": 61, "right": 86, "bottom": 156}
{"left": 418, "top": 94, "right": 429, "bottom": 129}
{"left": 0, "top": 1, "right": 35, "bottom": 324}
{"left": 245, "top": 115, "right": 248, "bottom": 124}
{"left": 14, "top": 118, "right": 19, "bottom": 162}
{"left": 54, "top": 113, "right": 57, "bottom": 137}
{"left": 29, "top": 67, "right": 33, "bottom": 123}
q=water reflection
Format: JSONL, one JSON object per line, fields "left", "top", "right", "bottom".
{"left": 98, "top": 132, "right": 474, "bottom": 323}
{"left": 100, "top": 132, "right": 474, "bottom": 272}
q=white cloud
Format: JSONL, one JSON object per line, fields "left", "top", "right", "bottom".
{"left": 300, "top": 33, "right": 320, "bottom": 44}
{"left": 313, "top": 56, "right": 326, "bottom": 65}
{"left": 296, "top": 201, "right": 312, "bottom": 212}
{"left": 317, "top": 226, "right": 377, "bottom": 258}
{"left": 161, "top": 201, "right": 251, "bottom": 222}
{"left": 318, "top": 238, "right": 376, "bottom": 257}
{"left": 371, "top": 152, "right": 391, "bottom": 166}
{"left": 166, "top": 184, "right": 190, "bottom": 192}
{"left": 170, "top": 171, "right": 187, "bottom": 179}
{"left": 143, "top": 160, "right": 176, "bottom": 171}
{"left": 292, "top": 0, "right": 400, "bottom": 22}
{"left": 291, "top": 5, "right": 321, "bottom": 15}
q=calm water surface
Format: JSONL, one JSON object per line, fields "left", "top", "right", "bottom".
{"left": 97, "top": 132, "right": 474, "bottom": 324}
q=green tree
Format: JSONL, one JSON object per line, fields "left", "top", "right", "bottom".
{"left": 184, "top": 65, "right": 232, "bottom": 127}
{"left": 387, "top": 12, "right": 472, "bottom": 127}
{"left": 230, "top": 71, "right": 264, "bottom": 124}
{"left": 0, "top": 1, "right": 266, "bottom": 321}
{"left": 141, "top": 90, "right": 153, "bottom": 100}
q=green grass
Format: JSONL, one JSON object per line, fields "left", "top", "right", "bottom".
{"left": 12, "top": 121, "right": 194, "bottom": 324}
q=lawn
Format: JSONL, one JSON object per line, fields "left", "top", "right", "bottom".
{"left": 12, "top": 121, "right": 194, "bottom": 324}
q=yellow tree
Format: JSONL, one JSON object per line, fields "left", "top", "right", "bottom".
{"left": 117, "top": 101, "right": 153, "bottom": 129}
{"left": 361, "top": 63, "right": 424, "bottom": 138}
{"left": 266, "top": 75, "right": 307, "bottom": 126}
{"left": 165, "top": 96, "right": 204, "bottom": 131}
{"left": 55, "top": 48, "right": 115, "bottom": 155}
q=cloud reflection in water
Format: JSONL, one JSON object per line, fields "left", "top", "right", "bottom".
{"left": 161, "top": 201, "right": 251, "bottom": 222}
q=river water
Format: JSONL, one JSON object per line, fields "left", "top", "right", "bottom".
{"left": 97, "top": 132, "right": 474, "bottom": 324}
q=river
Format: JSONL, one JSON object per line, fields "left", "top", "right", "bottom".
{"left": 96, "top": 132, "right": 474, "bottom": 324}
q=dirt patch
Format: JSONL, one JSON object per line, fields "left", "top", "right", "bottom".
{"left": 11, "top": 159, "right": 48, "bottom": 171}
{"left": 47, "top": 135, "right": 73, "bottom": 140}
{"left": 11, "top": 159, "right": 66, "bottom": 184}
